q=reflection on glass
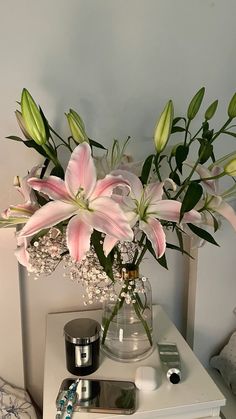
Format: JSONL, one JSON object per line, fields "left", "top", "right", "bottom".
{"left": 56, "top": 378, "right": 136, "bottom": 414}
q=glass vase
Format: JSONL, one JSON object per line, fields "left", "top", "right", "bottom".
{"left": 101, "top": 264, "right": 153, "bottom": 362}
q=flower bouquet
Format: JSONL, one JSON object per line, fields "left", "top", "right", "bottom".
{"left": 1, "top": 87, "right": 236, "bottom": 360}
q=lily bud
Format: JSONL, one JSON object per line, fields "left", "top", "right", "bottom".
{"left": 224, "top": 158, "right": 236, "bottom": 176}
{"left": 228, "top": 92, "right": 236, "bottom": 118}
{"left": 21, "top": 89, "right": 47, "bottom": 145}
{"left": 205, "top": 100, "right": 218, "bottom": 120}
{"left": 15, "top": 110, "right": 31, "bottom": 139}
{"left": 154, "top": 100, "right": 174, "bottom": 154}
{"left": 187, "top": 87, "right": 205, "bottom": 120}
{"left": 66, "top": 109, "right": 88, "bottom": 143}
{"left": 13, "top": 175, "right": 21, "bottom": 187}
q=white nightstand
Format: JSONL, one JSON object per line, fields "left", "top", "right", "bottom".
{"left": 43, "top": 306, "right": 225, "bottom": 418}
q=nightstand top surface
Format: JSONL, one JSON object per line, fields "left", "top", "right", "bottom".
{"left": 43, "top": 305, "right": 225, "bottom": 419}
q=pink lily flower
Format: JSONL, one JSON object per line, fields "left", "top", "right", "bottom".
{"left": 104, "top": 170, "right": 201, "bottom": 259}
{"left": 185, "top": 162, "right": 236, "bottom": 231}
{"left": 19, "top": 143, "right": 133, "bottom": 262}
{"left": 0, "top": 166, "right": 41, "bottom": 270}
{"left": 1, "top": 165, "right": 40, "bottom": 224}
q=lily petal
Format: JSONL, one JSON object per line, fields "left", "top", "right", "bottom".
{"left": 66, "top": 216, "right": 93, "bottom": 262}
{"left": 90, "top": 174, "right": 130, "bottom": 200}
{"left": 103, "top": 235, "right": 118, "bottom": 256}
{"left": 214, "top": 200, "right": 236, "bottom": 231}
{"left": 81, "top": 197, "right": 133, "bottom": 240}
{"left": 14, "top": 236, "right": 32, "bottom": 271}
{"left": 185, "top": 161, "right": 218, "bottom": 195}
{"left": 19, "top": 201, "right": 78, "bottom": 237}
{"left": 144, "top": 182, "right": 165, "bottom": 203}
{"left": 28, "top": 176, "right": 71, "bottom": 200}
{"left": 140, "top": 218, "right": 166, "bottom": 258}
{"left": 148, "top": 200, "right": 201, "bottom": 223}
{"left": 4, "top": 204, "right": 38, "bottom": 219}
{"left": 18, "top": 164, "right": 41, "bottom": 204}
{"left": 111, "top": 169, "right": 143, "bottom": 200}
{"left": 65, "top": 142, "right": 96, "bottom": 198}
{"left": 110, "top": 195, "right": 138, "bottom": 226}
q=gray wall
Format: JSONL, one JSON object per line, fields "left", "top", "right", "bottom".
{"left": 0, "top": 0, "right": 235, "bottom": 408}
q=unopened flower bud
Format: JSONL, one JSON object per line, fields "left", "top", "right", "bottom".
{"left": 13, "top": 175, "right": 21, "bottom": 187}
{"left": 15, "top": 110, "right": 31, "bottom": 139}
{"left": 228, "top": 92, "right": 236, "bottom": 119}
{"left": 154, "top": 100, "right": 174, "bottom": 154}
{"left": 21, "top": 88, "right": 47, "bottom": 145}
{"left": 205, "top": 100, "right": 218, "bottom": 120}
{"left": 187, "top": 87, "right": 205, "bottom": 120}
{"left": 224, "top": 158, "right": 236, "bottom": 176}
{"left": 66, "top": 109, "right": 88, "bottom": 143}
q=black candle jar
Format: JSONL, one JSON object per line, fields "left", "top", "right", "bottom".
{"left": 64, "top": 318, "right": 101, "bottom": 376}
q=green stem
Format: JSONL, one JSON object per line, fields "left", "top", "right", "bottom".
{"left": 210, "top": 118, "right": 232, "bottom": 143}
{"left": 132, "top": 300, "right": 152, "bottom": 346}
{"left": 102, "top": 276, "right": 152, "bottom": 348}
{"left": 101, "top": 293, "right": 125, "bottom": 345}
{"left": 49, "top": 126, "right": 73, "bottom": 152}
{"left": 189, "top": 125, "right": 203, "bottom": 145}
{"left": 41, "top": 144, "right": 62, "bottom": 168}
{"left": 184, "top": 120, "right": 190, "bottom": 146}
{"left": 135, "top": 244, "right": 148, "bottom": 267}
{"left": 132, "top": 233, "right": 146, "bottom": 266}
{"left": 155, "top": 155, "right": 171, "bottom": 198}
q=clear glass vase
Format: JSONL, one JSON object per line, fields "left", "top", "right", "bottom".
{"left": 101, "top": 264, "right": 153, "bottom": 362}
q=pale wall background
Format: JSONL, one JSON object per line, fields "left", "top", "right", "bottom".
{"left": 0, "top": 0, "right": 236, "bottom": 409}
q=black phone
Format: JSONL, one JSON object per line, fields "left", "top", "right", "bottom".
{"left": 56, "top": 378, "right": 136, "bottom": 415}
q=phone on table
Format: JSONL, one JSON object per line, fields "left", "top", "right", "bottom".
{"left": 56, "top": 378, "right": 136, "bottom": 415}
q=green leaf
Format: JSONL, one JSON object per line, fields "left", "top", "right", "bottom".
{"left": 169, "top": 171, "right": 181, "bottom": 186}
{"left": 166, "top": 242, "right": 193, "bottom": 258}
{"left": 34, "top": 191, "right": 49, "bottom": 207}
{"left": 91, "top": 231, "right": 114, "bottom": 280}
{"left": 228, "top": 92, "right": 236, "bottom": 118}
{"left": 198, "top": 140, "right": 213, "bottom": 164}
{"left": 156, "top": 253, "right": 168, "bottom": 269}
{"left": 40, "top": 158, "right": 50, "bottom": 178}
{"left": 202, "top": 121, "right": 214, "bottom": 141}
{"left": 171, "top": 126, "right": 186, "bottom": 133}
{"left": 39, "top": 106, "right": 50, "bottom": 142}
{"left": 6, "top": 135, "right": 24, "bottom": 142}
{"left": 146, "top": 239, "right": 168, "bottom": 269}
{"left": 208, "top": 211, "right": 219, "bottom": 232}
{"left": 176, "top": 228, "right": 184, "bottom": 254}
{"left": 180, "top": 182, "right": 203, "bottom": 220}
{"left": 187, "top": 87, "right": 205, "bottom": 120}
{"left": 205, "top": 100, "right": 218, "bottom": 120}
{"left": 222, "top": 130, "right": 236, "bottom": 138}
{"left": 89, "top": 138, "right": 107, "bottom": 150}
{"left": 175, "top": 144, "right": 189, "bottom": 173}
{"left": 30, "top": 228, "right": 50, "bottom": 244}
{"left": 24, "top": 140, "right": 49, "bottom": 158}
{"left": 140, "top": 154, "right": 154, "bottom": 184}
{"left": 202, "top": 120, "right": 209, "bottom": 134}
{"left": 187, "top": 223, "right": 219, "bottom": 246}
{"left": 50, "top": 165, "right": 65, "bottom": 179}
{"left": 172, "top": 117, "right": 186, "bottom": 126}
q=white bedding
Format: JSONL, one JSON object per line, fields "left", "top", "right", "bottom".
{"left": 0, "top": 377, "right": 37, "bottom": 418}
{"left": 208, "top": 368, "right": 236, "bottom": 419}
{"left": 210, "top": 330, "right": 236, "bottom": 396}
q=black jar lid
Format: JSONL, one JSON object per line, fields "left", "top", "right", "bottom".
{"left": 64, "top": 318, "right": 101, "bottom": 345}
